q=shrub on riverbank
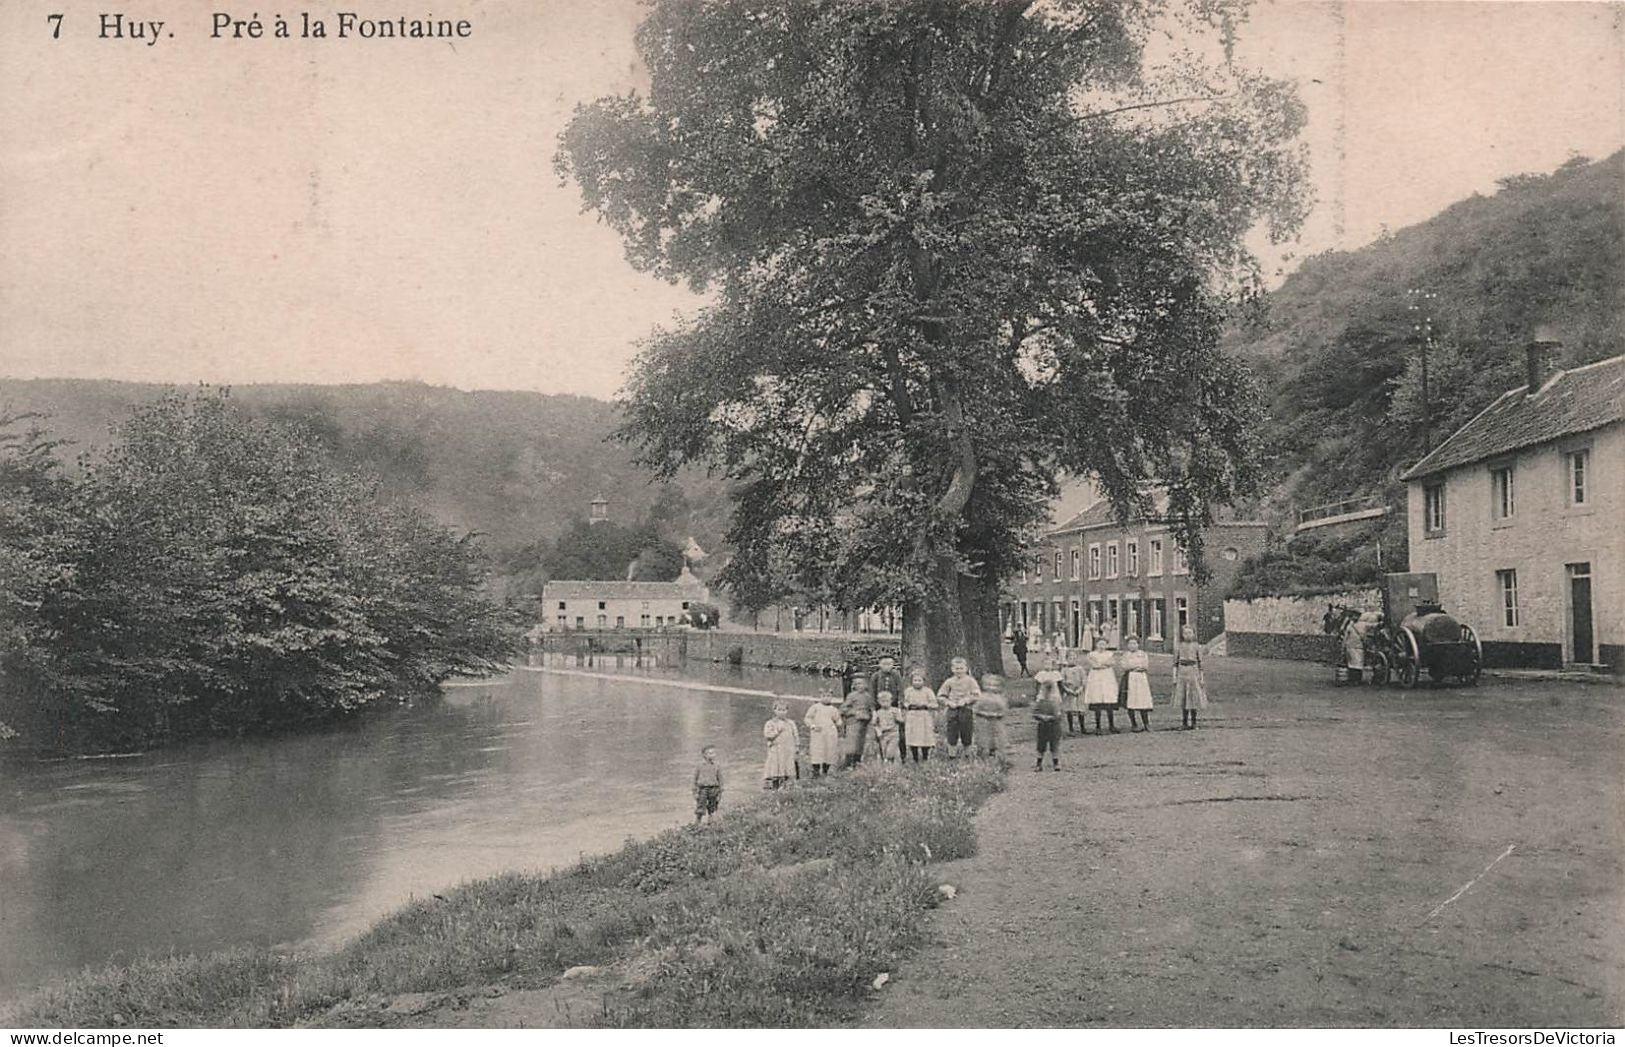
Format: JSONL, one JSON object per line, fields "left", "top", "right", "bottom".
{"left": 0, "top": 391, "right": 519, "bottom": 752}
{"left": 9, "top": 758, "right": 1004, "bottom": 1028}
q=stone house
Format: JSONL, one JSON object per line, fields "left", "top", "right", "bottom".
{"left": 541, "top": 567, "right": 712, "bottom": 630}
{"left": 1004, "top": 500, "right": 1267, "bottom": 651}
{"left": 1400, "top": 344, "right": 1623, "bottom": 671}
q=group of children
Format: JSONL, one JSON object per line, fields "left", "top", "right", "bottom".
{"left": 691, "top": 629, "right": 1212, "bottom": 820}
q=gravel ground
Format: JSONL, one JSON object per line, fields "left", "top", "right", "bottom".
{"left": 859, "top": 656, "right": 1625, "bottom": 1028}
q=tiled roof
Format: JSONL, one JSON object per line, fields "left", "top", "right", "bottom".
{"left": 542, "top": 579, "right": 709, "bottom": 600}
{"left": 1047, "top": 499, "right": 1264, "bottom": 537}
{"left": 1400, "top": 355, "right": 1625, "bottom": 481}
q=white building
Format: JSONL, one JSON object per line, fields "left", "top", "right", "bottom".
{"left": 542, "top": 568, "right": 712, "bottom": 631}
{"left": 1400, "top": 343, "right": 1622, "bottom": 671}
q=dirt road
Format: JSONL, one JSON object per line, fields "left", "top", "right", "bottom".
{"left": 860, "top": 657, "right": 1624, "bottom": 1027}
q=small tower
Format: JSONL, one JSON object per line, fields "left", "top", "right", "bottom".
{"left": 589, "top": 496, "right": 609, "bottom": 526}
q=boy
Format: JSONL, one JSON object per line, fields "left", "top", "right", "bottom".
{"left": 974, "top": 673, "right": 1009, "bottom": 764}
{"left": 870, "top": 655, "right": 906, "bottom": 752}
{"left": 841, "top": 675, "right": 875, "bottom": 767}
{"left": 937, "top": 656, "right": 981, "bottom": 758}
{"left": 693, "top": 745, "right": 723, "bottom": 823}
{"left": 1033, "top": 681, "right": 1061, "bottom": 772}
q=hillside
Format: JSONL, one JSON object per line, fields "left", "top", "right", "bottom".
{"left": 1227, "top": 151, "right": 1624, "bottom": 526}
{"left": 0, "top": 379, "right": 731, "bottom": 563}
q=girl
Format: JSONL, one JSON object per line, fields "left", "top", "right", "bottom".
{"left": 871, "top": 691, "right": 902, "bottom": 764}
{"left": 1121, "top": 636, "right": 1154, "bottom": 732}
{"left": 762, "top": 701, "right": 800, "bottom": 789}
{"left": 1059, "top": 651, "right": 1087, "bottom": 735}
{"left": 1174, "top": 625, "right": 1209, "bottom": 730}
{"left": 803, "top": 688, "right": 843, "bottom": 777}
{"left": 1084, "top": 638, "right": 1120, "bottom": 734}
{"left": 900, "top": 668, "right": 939, "bottom": 763}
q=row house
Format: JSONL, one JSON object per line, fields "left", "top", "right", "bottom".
{"left": 1401, "top": 342, "right": 1622, "bottom": 671}
{"left": 1003, "top": 500, "right": 1266, "bottom": 652}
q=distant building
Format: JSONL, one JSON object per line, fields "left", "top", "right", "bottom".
{"left": 542, "top": 566, "right": 711, "bottom": 630}
{"left": 1400, "top": 344, "right": 1622, "bottom": 671}
{"left": 588, "top": 496, "right": 610, "bottom": 525}
{"left": 1005, "top": 500, "right": 1266, "bottom": 651}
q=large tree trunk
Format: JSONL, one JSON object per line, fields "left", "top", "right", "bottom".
{"left": 957, "top": 571, "right": 1006, "bottom": 678}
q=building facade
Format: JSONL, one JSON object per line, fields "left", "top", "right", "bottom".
{"left": 1003, "top": 501, "right": 1267, "bottom": 652}
{"left": 1401, "top": 347, "right": 1623, "bottom": 671}
{"left": 541, "top": 569, "right": 712, "bottom": 630}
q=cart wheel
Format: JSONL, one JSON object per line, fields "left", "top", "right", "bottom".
{"left": 1368, "top": 652, "right": 1391, "bottom": 687}
{"left": 1397, "top": 628, "right": 1421, "bottom": 689}
{"left": 1461, "top": 625, "right": 1483, "bottom": 686}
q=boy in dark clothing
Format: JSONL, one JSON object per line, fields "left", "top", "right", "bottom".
{"left": 1032, "top": 688, "right": 1061, "bottom": 772}
{"left": 869, "top": 655, "right": 906, "bottom": 753}
{"left": 693, "top": 746, "right": 723, "bottom": 823}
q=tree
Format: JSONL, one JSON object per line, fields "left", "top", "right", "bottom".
{"left": 557, "top": 0, "right": 1308, "bottom": 677}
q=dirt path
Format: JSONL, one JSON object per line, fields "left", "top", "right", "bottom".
{"left": 860, "top": 660, "right": 1624, "bottom": 1027}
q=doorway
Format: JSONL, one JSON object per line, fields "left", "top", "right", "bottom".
{"left": 1568, "top": 562, "right": 1594, "bottom": 664}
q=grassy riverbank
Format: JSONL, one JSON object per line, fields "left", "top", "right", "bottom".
{"left": 9, "top": 757, "right": 1005, "bottom": 1029}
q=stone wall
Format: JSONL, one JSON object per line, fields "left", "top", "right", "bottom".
{"left": 1221, "top": 588, "right": 1381, "bottom": 662}
{"left": 687, "top": 631, "right": 902, "bottom": 672}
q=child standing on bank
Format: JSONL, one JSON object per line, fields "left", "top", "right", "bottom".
{"left": 871, "top": 691, "right": 902, "bottom": 764}
{"left": 803, "top": 687, "right": 843, "bottom": 777}
{"left": 1174, "top": 625, "right": 1208, "bottom": 730}
{"left": 762, "top": 701, "right": 800, "bottom": 789}
{"left": 693, "top": 746, "right": 723, "bottom": 824}
{"left": 1032, "top": 675, "right": 1062, "bottom": 771}
{"left": 1084, "top": 638, "right": 1120, "bottom": 734}
{"left": 937, "top": 656, "right": 981, "bottom": 758}
{"left": 1121, "top": 636, "right": 1154, "bottom": 732}
{"left": 974, "top": 673, "right": 1009, "bottom": 763}
{"left": 841, "top": 676, "right": 875, "bottom": 766}
{"left": 901, "top": 668, "right": 939, "bottom": 763}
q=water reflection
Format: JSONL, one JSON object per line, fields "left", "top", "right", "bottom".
{"left": 0, "top": 659, "right": 830, "bottom": 1001}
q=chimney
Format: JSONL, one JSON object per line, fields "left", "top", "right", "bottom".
{"left": 1526, "top": 329, "right": 1561, "bottom": 392}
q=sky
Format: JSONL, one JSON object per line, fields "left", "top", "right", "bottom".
{"left": 1, "top": 1, "right": 1621, "bottom": 399}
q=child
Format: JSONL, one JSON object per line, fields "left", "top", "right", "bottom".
{"left": 1032, "top": 655, "right": 1063, "bottom": 724}
{"left": 1173, "top": 625, "right": 1208, "bottom": 730}
{"left": 762, "top": 700, "right": 800, "bottom": 789}
{"left": 841, "top": 675, "right": 875, "bottom": 766}
{"left": 937, "top": 656, "right": 981, "bottom": 758}
{"left": 803, "top": 687, "right": 843, "bottom": 777}
{"left": 871, "top": 691, "right": 902, "bottom": 764}
{"left": 1032, "top": 674, "right": 1062, "bottom": 771}
{"left": 1121, "top": 636, "right": 1154, "bottom": 732}
{"left": 974, "top": 673, "right": 1009, "bottom": 763}
{"left": 1084, "top": 638, "right": 1120, "bottom": 734}
{"left": 1060, "top": 651, "right": 1087, "bottom": 735}
{"left": 871, "top": 655, "right": 906, "bottom": 751}
{"left": 693, "top": 746, "right": 723, "bottom": 823}
{"left": 900, "top": 668, "right": 939, "bottom": 763}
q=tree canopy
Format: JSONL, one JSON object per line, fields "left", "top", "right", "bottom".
{"left": 557, "top": 0, "right": 1308, "bottom": 674}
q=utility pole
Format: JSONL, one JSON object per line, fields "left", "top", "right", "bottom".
{"left": 1407, "top": 288, "right": 1438, "bottom": 452}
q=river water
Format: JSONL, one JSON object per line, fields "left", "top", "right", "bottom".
{"left": 0, "top": 655, "right": 834, "bottom": 1002}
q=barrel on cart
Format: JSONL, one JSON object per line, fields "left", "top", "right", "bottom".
{"left": 1383, "top": 573, "right": 1482, "bottom": 688}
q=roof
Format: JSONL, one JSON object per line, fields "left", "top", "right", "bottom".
{"left": 1047, "top": 499, "right": 1265, "bottom": 537}
{"left": 1400, "top": 354, "right": 1625, "bottom": 481}
{"left": 542, "top": 578, "right": 708, "bottom": 601}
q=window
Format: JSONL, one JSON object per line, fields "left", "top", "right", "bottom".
{"left": 1424, "top": 483, "right": 1446, "bottom": 534}
{"left": 1496, "top": 570, "right": 1519, "bottom": 627}
{"left": 1149, "top": 598, "right": 1166, "bottom": 640}
{"left": 1019, "top": 564, "right": 1028, "bottom": 585}
{"left": 615, "top": 615, "right": 625, "bottom": 629}
{"left": 1106, "top": 597, "right": 1120, "bottom": 626}
{"left": 1088, "top": 544, "right": 1101, "bottom": 579}
{"left": 1105, "top": 542, "right": 1120, "bottom": 578}
{"left": 1054, "top": 551, "right": 1064, "bottom": 580}
{"left": 640, "top": 613, "right": 651, "bottom": 627}
{"left": 598, "top": 600, "right": 607, "bottom": 611}
{"left": 1087, "top": 599, "right": 1102, "bottom": 626}
{"left": 1568, "top": 449, "right": 1590, "bottom": 506}
{"left": 1173, "top": 544, "right": 1189, "bottom": 575}
{"left": 1127, "top": 540, "right": 1140, "bottom": 576}
{"left": 575, "top": 615, "right": 584, "bottom": 629}
{"left": 1125, "top": 601, "right": 1140, "bottom": 638}
{"left": 1175, "top": 597, "right": 1190, "bottom": 630}
{"left": 556, "top": 614, "right": 567, "bottom": 627}
{"left": 557, "top": 601, "right": 566, "bottom": 611}
{"left": 682, "top": 601, "right": 691, "bottom": 610}
{"left": 1492, "top": 465, "right": 1515, "bottom": 520}
{"left": 1148, "top": 539, "right": 1164, "bottom": 576}
{"left": 1070, "top": 549, "right": 1080, "bottom": 580}
{"left": 596, "top": 614, "right": 607, "bottom": 628}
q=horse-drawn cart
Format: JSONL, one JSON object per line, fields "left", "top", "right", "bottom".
{"left": 1325, "top": 573, "right": 1482, "bottom": 689}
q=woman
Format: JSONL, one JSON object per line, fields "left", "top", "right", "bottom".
{"left": 1173, "top": 625, "right": 1209, "bottom": 730}
{"left": 762, "top": 701, "right": 800, "bottom": 789}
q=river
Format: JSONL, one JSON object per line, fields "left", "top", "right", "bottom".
{"left": 0, "top": 655, "right": 835, "bottom": 1003}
